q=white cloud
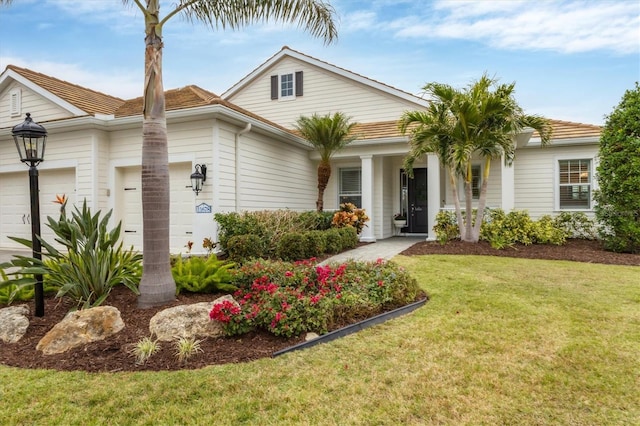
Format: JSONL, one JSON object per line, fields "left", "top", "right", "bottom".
{"left": 394, "top": 0, "right": 640, "bottom": 55}
{"left": 0, "top": 56, "right": 140, "bottom": 99}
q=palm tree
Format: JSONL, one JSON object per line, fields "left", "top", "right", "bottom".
{"left": 400, "top": 74, "right": 552, "bottom": 243}
{"left": 1, "top": 0, "right": 338, "bottom": 308}
{"left": 295, "top": 112, "right": 358, "bottom": 211}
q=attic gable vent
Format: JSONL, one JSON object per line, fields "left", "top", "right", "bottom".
{"left": 10, "top": 88, "right": 22, "bottom": 117}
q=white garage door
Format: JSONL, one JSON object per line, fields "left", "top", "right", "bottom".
{"left": 0, "top": 168, "right": 76, "bottom": 250}
{"left": 119, "top": 163, "right": 194, "bottom": 253}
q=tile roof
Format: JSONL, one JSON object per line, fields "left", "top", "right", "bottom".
{"left": 6, "top": 65, "right": 125, "bottom": 115}
{"left": 538, "top": 119, "right": 601, "bottom": 140}
{"left": 115, "top": 85, "right": 295, "bottom": 135}
{"left": 351, "top": 118, "right": 602, "bottom": 142}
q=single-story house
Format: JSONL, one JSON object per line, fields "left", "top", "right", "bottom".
{"left": 0, "top": 46, "right": 602, "bottom": 253}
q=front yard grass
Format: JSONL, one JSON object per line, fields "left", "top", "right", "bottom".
{"left": 1, "top": 255, "right": 638, "bottom": 425}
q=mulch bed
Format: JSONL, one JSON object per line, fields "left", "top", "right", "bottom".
{"left": 1, "top": 239, "right": 637, "bottom": 373}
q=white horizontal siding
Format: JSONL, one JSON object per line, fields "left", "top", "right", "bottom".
{"left": 0, "top": 82, "right": 72, "bottom": 127}
{"left": 237, "top": 132, "right": 316, "bottom": 210}
{"left": 228, "top": 57, "right": 423, "bottom": 128}
{"left": 514, "top": 145, "right": 599, "bottom": 219}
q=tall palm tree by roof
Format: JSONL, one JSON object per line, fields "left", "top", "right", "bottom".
{"left": 295, "top": 112, "right": 358, "bottom": 211}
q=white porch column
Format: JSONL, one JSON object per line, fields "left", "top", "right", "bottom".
{"left": 360, "top": 155, "right": 375, "bottom": 242}
{"left": 501, "top": 156, "right": 515, "bottom": 212}
{"left": 427, "top": 154, "right": 440, "bottom": 241}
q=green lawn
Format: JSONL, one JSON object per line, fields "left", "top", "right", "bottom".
{"left": 1, "top": 255, "right": 638, "bottom": 425}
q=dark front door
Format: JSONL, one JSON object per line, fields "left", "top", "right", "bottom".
{"left": 408, "top": 168, "right": 428, "bottom": 233}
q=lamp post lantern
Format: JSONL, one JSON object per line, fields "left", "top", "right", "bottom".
{"left": 12, "top": 113, "right": 47, "bottom": 317}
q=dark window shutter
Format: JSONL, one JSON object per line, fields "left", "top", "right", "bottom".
{"left": 270, "top": 75, "right": 278, "bottom": 100}
{"left": 295, "top": 71, "right": 303, "bottom": 96}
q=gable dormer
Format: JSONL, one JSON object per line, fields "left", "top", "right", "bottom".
{"left": 0, "top": 65, "right": 124, "bottom": 128}
{"left": 223, "top": 46, "right": 428, "bottom": 128}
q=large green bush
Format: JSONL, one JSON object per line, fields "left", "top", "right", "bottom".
{"left": 594, "top": 82, "right": 640, "bottom": 253}
{"left": 433, "top": 208, "right": 587, "bottom": 249}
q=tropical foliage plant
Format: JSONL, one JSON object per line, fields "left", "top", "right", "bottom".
{"left": 171, "top": 255, "right": 236, "bottom": 294}
{"left": 399, "top": 74, "right": 553, "bottom": 242}
{"left": 0, "top": 199, "right": 142, "bottom": 309}
{"left": 331, "top": 202, "right": 369, "bottom": 234}
{"left": 295, "top": 112, "right": 358, "bottom": 211}
{"left": 594, "top": 82, "right": 640, "bottom": 253}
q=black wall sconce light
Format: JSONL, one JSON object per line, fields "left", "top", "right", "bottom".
{"left": 190, "top": 164, "right": 207, "bottom": 195}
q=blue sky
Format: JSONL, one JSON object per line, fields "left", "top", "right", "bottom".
{"left": 1, "top": 0, "right": 638, "bottom": 125}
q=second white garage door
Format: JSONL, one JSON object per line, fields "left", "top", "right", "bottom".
{"left": 118, "top": 163, "right": 194, "bottom": 253}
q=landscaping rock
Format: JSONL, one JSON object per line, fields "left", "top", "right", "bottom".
{"left": 149, "top": 295, "right": 238, "bottom": 341}
{"left": 37, "top": 306, "right": 125, "bottom": 355}
{"left": 0, "top": 305, "right": 30, "bottom": 343}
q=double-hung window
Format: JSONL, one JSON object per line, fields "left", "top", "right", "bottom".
{"left": 558, "top": 159, "right": 592, "bottom": 209}
{"left": 270, "top": 71, "right": 303, "bottom": 100}
{"left": 339, "top": 168, "right": 361, "bottom": 207}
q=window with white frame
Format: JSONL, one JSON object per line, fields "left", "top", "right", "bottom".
{"left": 339, "top": 168, "right": 361, "bottom": 207}
{"left": 270, "top": 71, "right": 303, "bottom": 100}
{"left": 280, "top": 73, "right": 294, "bottom": 98}
{"left": 558, "top": 159, "right": 591, "bottom": 209}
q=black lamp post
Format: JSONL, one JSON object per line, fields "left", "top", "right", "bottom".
{"left": 12, "top": 113, "right": 47, "bottom": 317}
{"left": 190, "top": 164, "right": 207, "bottom": 195}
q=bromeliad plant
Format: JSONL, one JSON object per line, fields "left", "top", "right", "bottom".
{"left": 210, "top": 258, "right": 422, "bottom": 338}
{"left": 0, "top": 197, "right": 142, "bottom": 309}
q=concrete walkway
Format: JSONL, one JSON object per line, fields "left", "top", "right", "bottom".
{"left": 319, "top": 236, "right": 425, "bottom": 264}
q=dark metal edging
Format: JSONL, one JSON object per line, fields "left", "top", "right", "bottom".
{"left": 272, "top": 297, "right": 428, "bottom": 357}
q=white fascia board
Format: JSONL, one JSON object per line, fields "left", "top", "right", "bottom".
{"left": 0, "top": 69, "right": 87, "bottom": 116}
{"left": 525, "top": 136, "right": 600, "bottom": 148}
{"left": 222, "top": 48, "right": 429, "bottom": 108}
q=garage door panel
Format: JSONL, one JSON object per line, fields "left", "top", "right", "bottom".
{"left": 0, "top": 169, "right": 76, "bottom": 250}
{"left": 120, "top": 163, "right": 194, "bottom": 253}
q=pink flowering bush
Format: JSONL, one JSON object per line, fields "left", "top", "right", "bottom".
{"left": 210, "top": 258, "right": 422, "bottom": 338}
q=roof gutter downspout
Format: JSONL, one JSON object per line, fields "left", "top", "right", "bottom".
{"left": 235, "top": 122, "right": 252, "bottom": 211}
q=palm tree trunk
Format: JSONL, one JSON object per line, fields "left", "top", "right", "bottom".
{"left": 316, "top": 160, "right": 331, "bottom": 212}
{"left": 449, "top": 170, "right": 466, "bottom": 241}
{"left": 137, "top": 3, "right": 176, "bottom": 308}
{"left": 471, "top": 158, "right": 491, "bottom": 241}
{"left": 462, "top": 164, "right": 474, "bottom": 242}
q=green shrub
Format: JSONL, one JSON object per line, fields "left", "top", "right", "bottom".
{"left": 324, "top": 228, "right": 343, "bottom": 254}
{"left": 532, "top": 215, "right": 566, "bottom": 245}
{"left": 171, "top": 255, "right": 237, "bottom": 294}
{"left": 303, "top": 231, "right": 327, "bottom": 258}
{"left": 338, "top": 226, "right": 359, "bottom": 250}
{"left": 433, "top": 210, "right": 459, "bottom": 244}
{"left": 276, "top": 233, "right": 307, "bottom": 261}
{"left": 298, "top": 210, "right": 335, "bottom": 230}
{"left": 226, "top": 234, "right": 264, "bottom": 261}
{"left": 594, "top": 82, "right": 640, "bottom": 253}
{"left": 1, "top": 199, "right": 142, "bottom": 309}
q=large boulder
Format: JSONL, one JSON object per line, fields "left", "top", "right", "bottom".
{"left": 149, "top": 295, "right": 238, "bottom": 341}
{"left": 0, "top": 305, "right": 30, "bottom": 343}
{"left": 37, "top": 306, "right": 124, "bottom": 355}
